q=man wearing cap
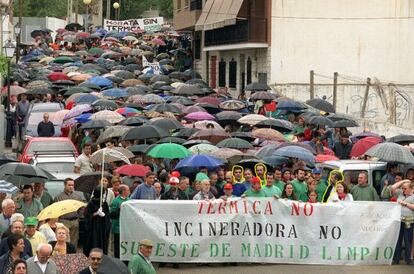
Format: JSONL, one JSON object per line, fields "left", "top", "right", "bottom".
{"left": 313, "top": 168, "right": 328, "bottom": 202}
{"left": 161, "top": 177, "right": 189, "bottom": 200}
{"left": 243, "top": 177, "right": 266, "bottom": 198}
{"left": 109, "top": 185, "right": 130, "bottom": 258}
{"left": 220, "top": 184, "right": 236, "bottom": 200}
{"left": 333, "top": 131, "right": 353, "bottom": 159}
{"left": 128, "top": 239, "right": 156, "bottom": 274}
{"left": 24, "top": 217, "right": 47, "bottom": 255}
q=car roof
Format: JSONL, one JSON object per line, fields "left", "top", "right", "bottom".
{"left": 322, "top": 160, "right": 388, "bottom": 168}
{"left": 31, "top": 102, "right": 63, "bottom": 111}
{"left": 34, "top": 156, "right": 76, "bottom": 163}
{"left": 28, "top": 137, "right": 74, "bottom": 142}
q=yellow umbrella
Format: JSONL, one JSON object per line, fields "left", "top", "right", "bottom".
{"left": 37, "top": 200, "right": 86, "bottom": 221}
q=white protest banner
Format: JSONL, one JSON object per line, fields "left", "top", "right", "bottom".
{"left": 142, "top": 56, "right": 161, "bottom": 75}
{"left": 104, "top": 17, "right": 164, "bottom": 32}
{"left": 120, "top": 199, "right": 401, "bottom": 265}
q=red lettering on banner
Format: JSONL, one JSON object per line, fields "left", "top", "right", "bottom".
{"left": 207, "top": 202, "right": 215, "bottom": 214}
{"left": 252, "top": 200, "right": 261, "bottom": 214}
{"left": 264, "top": 201, "right": 273, "bottom": 215}
{"left": 197, "top": 201, "right": 204, "bottom": 214}
{"left": 229, "top": 201, "right": 238, "bottom": 214}
{"left": 304, "top": 203, "right": 314, "bottom": 216}
{"left": 243, "top": 199, "right": 248, "bottom": 214}
{"left": 218, "top": 201, "right": 227, "bottom": 214}
{"left": 291, "top": 202, "right": 314, "bottom": 216}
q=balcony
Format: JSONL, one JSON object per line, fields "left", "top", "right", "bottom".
{"left": 204, "top": 18, "right": 267, "bottom": 47}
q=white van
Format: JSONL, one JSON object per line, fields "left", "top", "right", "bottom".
{"left": 320, "top": 160, "right": 387, "bottom": 193}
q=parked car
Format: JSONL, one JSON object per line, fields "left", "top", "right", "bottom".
{"left": 320, "top": 160, "right": 387, "bottom": 193}
{"left": 29, "top": 154, "right": 78, "bottom": 180}
{"left": 23, "top": 102, "right": 64, "bottom": 138}
{"left": 18, "top": 137, "right": 79, "bottom": 164}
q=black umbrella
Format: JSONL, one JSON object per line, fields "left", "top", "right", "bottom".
{"left": 149, "top": 118, "right": 183, "bottom": 131}
{"left": 120, "top": 116, "right": 148, "bottom": 126}
{"left": 173, "top": 127, "right": 200, "bottom": 138}
{"left": 231, "top": 132, "right": 255, "bottom": 142}
{"left": 216, "top": 111, "right": 243, "bottom": 122}
{"left": 91, "top": 99, "right": 118, "bottom": 111}
{"left": 0, "top": 163, "right": 51, "bottom": 179}
{"left": 97, "top": 255, "right": 128, "bottom": 274}
{"left": 326, "top": 113, "right": 356, "bottom": 122}
{"left": 105, "top": 76, "right": 123, "bottom": 84}
{"left": 387, "top": 134, "right": 414, "bottom": 145}
{"left": 157, "top": 137, "right": 187, "bottom": 144}
{"left": 27, "top": 87, "right": 54, "bottom": 95}
{"left": 251, "top": 91, "right": 278, "bottom": 100}
{"left": 308, "top": 116, "right": 334, "bottom": 127}
{"left": 150, "top": 75, "right": 171, "bottom": 84}
{"left": 256, "top": 119, "right": 294, "bottom": 132}
{"left": 79, "top": 120, "right": 111, "bottom": 130}
{"left": 306, "top": 98, "right": 335, "bottom": 113}
{"left": 332, "top": 119, "right": 359, "bottom": 128}
{"left": 150, "top": 81, "right": 169, "bottom": 90}
{"left": 262, "top": 156, "right": 292, "bottom": 167}
{"left": 65, "top": 23, "right": 84, "bottom": 31}
{"left": 182, "top": 139, "right": 212, "bottom": 147}
{"left": 64, "top": 87, "right": 92, "bottom": 96}
{"left": 74, "top": 172, "right": 112, "bottom": 193}
{"left": 135, "top": 85, "right": 153, "bottom": 93}
{"left": 79, "top": 82, "right": 102, "bottom": 91}
{"left": 183, "top": 69, "right": 202, "bottom": 79}
{"left": 128, "top": 144, "right": 150, "bottom": 155}
{"left": 149, "top": 103, "right": 182, "bottom": 114}
{"left": 0, "top": 156, "right": 17, "bottom": 166}
{"left": 121, "top": 125, "right": 168, "bottom": 141}
{"left": 125, "top": 87, "right": 146, "bottom": 96}
{"left": 196, "top": 103, "right": 221, "bottom": 115}
{"left": 172, "top": 84, "right": 205, "bottom": 96}
{"left": 166, "top": 96, "right": 193, "bottom": 106}
{"left": 186, "top": 78, "right": 208, "bottom": 87}
{"left": 245, "top": 82, "right": 270, "bottom": 91}
{"left": 169, "top": 71, "right": 187, "bottom": 81}
{"left": 30, "top": 30, "right": 46, "bottom": 38}
{"left": 216, "top": 138, "right": 253, "bottom": 149}
{"left": 236, "top": 159, "right": 273, "bottom": 172}
{"left": 114, "top": 70, "right": 135, "bottom": 80}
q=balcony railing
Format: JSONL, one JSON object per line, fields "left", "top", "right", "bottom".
{"left": 204, "top": 18, "right": 267, "bottom": 47}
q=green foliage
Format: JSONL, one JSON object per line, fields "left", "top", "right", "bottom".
{"left": 0, "top": 55, "right": 8, "bottom": 77}
{"left": 119, "top": 0, "right": 173, "bottom": 20}
{"left": 13, "top": 0, "right": 67, "bottom": 18}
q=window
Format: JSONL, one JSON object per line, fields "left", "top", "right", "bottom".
{"left": 229, "top": 58, "right": 237, "bottom": 88}
{"left": 177, "top": 0, "right": 182, "bottom": 10}
{"left": 194, "top": 31, "right": 201, "bottom": 60}
{"left": 218, "top": 58, "right": 226, "bottom": 87}
{"left": 190, "top": 0, "right": 203, "bottom": 10}
{"left": 246, "top": 57, "right": 252, "bottom": 85}
{"left": 185, "top": 0, "right": 190, "bottom": 8}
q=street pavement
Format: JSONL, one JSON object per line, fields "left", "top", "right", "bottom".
{"left": 156, "top": 264, "right": 413, "bottom": 274}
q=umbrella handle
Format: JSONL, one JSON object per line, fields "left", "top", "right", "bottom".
{"left": 100, "top": 149, "right": 105, "bottom": 209}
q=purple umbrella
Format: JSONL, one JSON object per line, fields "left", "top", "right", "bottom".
{"left": 351, "top": 131, "right": 381, "bottom": 143}
{"left": 64, "top": 104, "right": 92, "bottom": 120}
{"left": 184, "top": 111, "right": 215, "bottom": 121}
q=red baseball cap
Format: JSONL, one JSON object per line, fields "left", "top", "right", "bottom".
{"left": 251, "top": 177, "right": 261, "bottom": 184}
{"left": 169, "top": 177, "right": 179, "bottom": 185}
{"left": 223, "top": 183, "right": 233, "bottom": 190}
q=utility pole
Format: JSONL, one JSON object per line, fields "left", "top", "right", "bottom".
{"left": 360, "top": 77, "right": 371, "bottom": 118}
{"left": 333, "top": 72, "right": 338, "bottom": 112}
{"left": 106, "top": 0, "right": 111, "bottom": 19}
{"left": 309, "top": 70, "right": 314, "bottom": 99}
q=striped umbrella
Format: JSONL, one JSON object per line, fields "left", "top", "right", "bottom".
{"left": 0, "top": 180, "right": 19, "bottom": 194}
{"left": 365, "top": 142, "right": 414, "bottom": 164}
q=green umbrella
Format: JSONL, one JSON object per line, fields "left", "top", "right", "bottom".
{"left": 147, "top": 143, "right": 191, "bottom": 159}
{"left": 53, "top": 56, "right": 74, "bottom": 64}
{"left": 89, "top": 47, "right": 104, "bottom": 56}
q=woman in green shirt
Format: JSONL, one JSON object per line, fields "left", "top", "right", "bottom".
{"left": 282, "top": 183, "right": 298, "bottom": 200}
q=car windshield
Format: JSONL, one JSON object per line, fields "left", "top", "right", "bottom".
{"left": 37, "top": 162, "right": 74, "bottom": 173}
{"left": 27, "top": 141, "right": 75, "bottom": 154}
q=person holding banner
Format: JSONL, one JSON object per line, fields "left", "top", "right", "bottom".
{"left": 128, "top": 239, "right": 156, "bottom": 274}
{"left": 390, "top": 179, "right": 414, "bottom": 265}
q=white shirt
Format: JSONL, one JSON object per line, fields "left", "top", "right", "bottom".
{"left": 74, "top": 153, "right": 93, "bottom": 174}
{"left": 327, "top": 192, "right": 354, "bottom": 203}
{"left": 34, "top": 256, "right": 48, "bottom": 273}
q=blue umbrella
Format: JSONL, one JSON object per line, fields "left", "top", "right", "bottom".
{"left": 101, "top": 88, "right": 129, "bottom": 98}
{"left": 86, "top": 76, "right": 113, "bottom": 87}
{"left": 276, "top": 99, "right": 307, "bottom": 111}
{"left": 175, "top": 155, "right": 224, "bottom": 169}
{"left": 75, "top": 113, "right": 92, "bottom": 123}
{"left": 75, "top": 94, "right": 100, "bottom": 104}
{"left": 272, "top": 146, "right": 315, "bottom": 163}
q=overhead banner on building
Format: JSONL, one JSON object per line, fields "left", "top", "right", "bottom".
{"left": 103, "top": 17, "right": 164, "bottom": 32}
{"left": 120, "top": 199, "right": 401, "bottom": 265}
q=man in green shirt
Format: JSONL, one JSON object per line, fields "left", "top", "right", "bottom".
{"left": 351, "top": 172, "right": 379, "bottom": 201}
{"left": 17, "top": 185, "right": 43, "bottom": 219}
{"left": 291, "top": 168, "right": 308, "bottom": 202}
{"left": 262, "top": 172, "right": 282, "bottom": 197}
{"left": 33, "top": 182, "right": 53, "bottom": 208}
{"left": 129, "top": 239, "right": 156, "bottom": 274}
{"left": 243, "top": 177, "right": 267, "bottom": 198}
{"left": 273, "top": 168, "right": 285, "bottom": 192}
{"left": 110, "top": 184, "right": 130, "bottom": 258}
{"left": 312, "top": 168, "right": 327, "bottom": 202}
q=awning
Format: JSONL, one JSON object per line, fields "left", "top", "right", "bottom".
{"left": 195, "top": 0, "right": 244, "bottom": 31}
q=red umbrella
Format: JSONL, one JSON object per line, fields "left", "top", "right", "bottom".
{"left": 350, "top": 137, "right": 382, "bottom": 157}
{"left": 197, "top": 96, "right": 221, "bottom": 106}
{"left": 115, "top": 164, "right": 150, "bottom": 177}
{"left": 315, "top": 154, "right": 339, "bottom": 163}
{"left": 48, "top": 72, "right": 70, "bottom": 82}
{"left": 152, "top": 38, "right": 166, "bottom": 46}
{"left": 76, "top": 32, "right": 90, "bottom": 39}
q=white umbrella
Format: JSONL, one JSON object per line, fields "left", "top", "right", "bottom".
{"left": 91, "top": 110, "right": 125, "bottom": 124}
{"left": 238, "top": 114, "right": 269, "bottom": 126}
